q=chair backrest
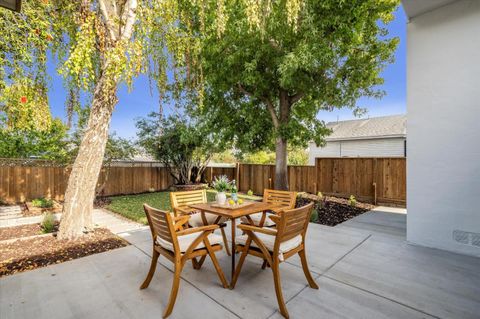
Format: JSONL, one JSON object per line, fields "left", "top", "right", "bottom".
{"left": 263, "top": 189, "right": 297, "bottom": 209}
{"left": 275, "top": 202, "right": 314, "bottom": 243}
{"left": 143, "top": 204, "right": 178, "bottom": 250}
{"left": 170, "top": 189, "right": 207, "bottom": 213}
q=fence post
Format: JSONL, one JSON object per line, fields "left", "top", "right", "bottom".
{"left": 235, "top": 162, "right": 240, "bottom": 186}
{"left": 315, "top": 158, "right": 319, "bottom": 195}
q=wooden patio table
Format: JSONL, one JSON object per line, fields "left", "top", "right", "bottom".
{"left": 188, "top": 201, "right": 285, "bottom": 285}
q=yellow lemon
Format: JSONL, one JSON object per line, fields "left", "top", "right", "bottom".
{"left": 228, "top": 199, "right": 235, "bottom": 205}
{"left": 238, "top": 199, "right": 244, "bottom": 205}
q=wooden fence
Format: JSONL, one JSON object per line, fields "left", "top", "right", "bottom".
{"left": 235, "top": 158, "right": 405, "bottom": 206}
{"left": 0, "top": 158, "right": 405, "bottom": 206}
{"left": 0, "top": 160, "right": 174, "bottom": 203}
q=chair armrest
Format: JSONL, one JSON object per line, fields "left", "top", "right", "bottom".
{"left": 174, "top": 206, "right": 193, "bottom": 216}
{"left": 173, "top": 215, "right": 190, "bottom": 231}
{"left": 268, "top": 214, "right": 281, "bottom": 225}
{"left": 237, "top": 224, "right": 277, "bottom": 235}
{"left": 177, "top": 224, "right": 219, "bottom": 236}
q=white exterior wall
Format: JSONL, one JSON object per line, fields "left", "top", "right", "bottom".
{"left": 407, "top": 0, "right": 480, "bottom": 256}
{"left": 308, "top": 138, "right": 405, "bottom": 165}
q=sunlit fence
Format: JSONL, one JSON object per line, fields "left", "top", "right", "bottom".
{"left": 0, "top": 158, "right": 405, "bottom": 206}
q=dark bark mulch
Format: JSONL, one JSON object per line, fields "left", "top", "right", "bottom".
{"left": 296, "top": 194, "right": 375, "bottom": 227}
{"left": 0, "top": 222, "right": 60, "bottom": 241}
{"left": 0, "top": 228, "right": 129, "bottom": 277}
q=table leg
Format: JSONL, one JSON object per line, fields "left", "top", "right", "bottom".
{"left": 231, "top": 217, "right": 236, "bottom": 281}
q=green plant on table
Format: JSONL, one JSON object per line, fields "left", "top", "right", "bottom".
{"left": 41, "top": 212, "right": 56, "bottom": 233}
{"left": 348, "top": 195, "right": 357, "bottom": 207}
{"left": 247, "top": 189, "right": 253, "bottom": 196}
{"left": 32, "top": 197, "right": 54, "bottom": 208}
{"left": 212, "top": 175, "right": 231, "bottom": 192}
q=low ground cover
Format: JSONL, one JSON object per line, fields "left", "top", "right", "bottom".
{"left": 296, "top": 193, "right": 374, "bottom": 226}
{"left": 104, "top": 190, "right": 373, "bottom": 227}
{"left": 104, "top": 191, "right": 216, "bottom": 224}
{"left": 0, "top": 227, "right": 128, "bottom": 277}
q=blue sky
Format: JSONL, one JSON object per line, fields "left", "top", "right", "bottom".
{"left": 47, "top": 6, "right": 407, "bottom": 139}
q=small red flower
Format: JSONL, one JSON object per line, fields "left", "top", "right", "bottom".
{"left": 20, "top": 96, "right": 27, "bottom": 104}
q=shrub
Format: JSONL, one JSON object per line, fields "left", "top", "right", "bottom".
{"left": 348, "top": 195, "right": 357, "bottom": 207}
{"left": 41, "top": 212, "right": 56, "bottom": 233}
{"left": 317, "top": 191, "right": 323, "bottom": 199}
{"left": 212, "top": 175, "right": 231, "bottom": 192}
{"left": 32, "top": 197, "right": 54, "bottom": 208}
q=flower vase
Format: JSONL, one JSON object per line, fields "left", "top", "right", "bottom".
{"left": 216, "top": 192, "right": 227, "bottom": 205}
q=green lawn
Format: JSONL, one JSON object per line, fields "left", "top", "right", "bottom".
{"left": 105, "top": 191, "right": 216, "bottom": 225}
{"left": 105, "top": 190, "right": 261, "bottom": 225}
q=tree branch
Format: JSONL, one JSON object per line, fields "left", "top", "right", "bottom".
{"left": 237, "top": 84, "right": 280, "bottom": 128}
{"left": 98, "top": 0, "right": 119, "bottom": 42}
{"left": 290, "top": 92, "right": 304, "bottom": 105}
{"left": 120, "top": 0, "right": 137, "bottom": 41}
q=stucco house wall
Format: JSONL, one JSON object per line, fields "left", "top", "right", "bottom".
{"left": 406, "top": 0, "right": 480, "bottom": 256}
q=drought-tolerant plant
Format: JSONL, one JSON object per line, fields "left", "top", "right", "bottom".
{"left": 317, "top": 192, "right": 323, "bottom": 200}
{"left": 41, "top": 212, "right": 56, "bottom": 233}
{"left": 212, "top": 175, "right": 231, "bottom": 193}
{"left": 348, "top": 195, "right": 357, "bottom": 207}
{"left": 32, "top": 197, "right": 54, "bottom": 209}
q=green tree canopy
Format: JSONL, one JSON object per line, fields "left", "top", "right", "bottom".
{"left": 190, "top": 0, "right": 399, "bottom": 189}
{"left": 136, "top": 112, "right": 228, "bottom": 185}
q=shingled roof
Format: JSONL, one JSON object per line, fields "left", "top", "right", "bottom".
{"left": 325, "top": 114, "right": 406, "bottom": 141}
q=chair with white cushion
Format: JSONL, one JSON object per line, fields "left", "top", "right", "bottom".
{"left": 170, "top": 189, "right": 230, "bottom": 255}
{"left": 231, "top": 202, "right": 318, "bottom": 318}
{"left": 140, "top": 204, "right": 228, "bottom": 318}
{"left": 241, "top": 189, "right": 297, "bottom": 227}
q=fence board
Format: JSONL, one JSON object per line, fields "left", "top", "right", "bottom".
{"left": 0, "top": 158, "right": 405, "bottom": 206}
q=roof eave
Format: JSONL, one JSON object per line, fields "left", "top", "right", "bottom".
{"left": 324, "top": 134, "right": 406, "bottom": 142}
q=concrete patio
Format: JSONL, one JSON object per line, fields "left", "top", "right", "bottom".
{"left": 1, "top": 208, "right": 479, "bottom": 319}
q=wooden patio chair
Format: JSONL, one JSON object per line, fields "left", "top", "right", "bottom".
{"left": 140, "top": 204, "right": 228, "bottom": 318}
{"left": 170, "top": 189, "right": 231, "bottom": 255}
{"left": 241, "top": 189, "right": 297, "bottom": 227}
{"left": 231, "top": 202, "right": 318, "bottom": 318}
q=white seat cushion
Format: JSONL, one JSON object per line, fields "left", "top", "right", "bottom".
{"left": 188, "top": 212, "right": 226, "bottom": 227}
{"left": 157, "top": 232, "right": 223, "bottom": 253}
{"left": 241, "top": 212, "right": 276, "bottom": 227}
{"left": 236, "top": 231, "right": 302, "bottom": 260}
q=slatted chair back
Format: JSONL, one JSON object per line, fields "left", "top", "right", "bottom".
{"left": 143, "top": 204, "right": 179, "bottom": 252}
{"left": 263, "top": 189, "right": 297, "bottom": 209}
{"left": 170, "top": 190, "right": 207, "bottom": 215}
{"left": 275, "top": 202, "right": 314, "bottom": 243}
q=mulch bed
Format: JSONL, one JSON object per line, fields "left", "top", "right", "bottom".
{"left": 0, "top": 222, "right": 60, "bottom": 241}
{"left": 22, "top": 201, "right": 63, "bottom": 217}
{"left": 0, "top": 228, "right": 129, "bottom": 277}
{"left": 296, "top": 193, "right": 375, "bottom": 226}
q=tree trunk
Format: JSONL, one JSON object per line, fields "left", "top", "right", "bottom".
{"left": 274, "top": 90, "right": 290, "bottom": 190}
{"left": 274, "top": 136, "right": 288, "bottom": 190}
{"left": 57, "top": 0, "right": 137, "bottom": 240}
{"left": 58, "top": 74, "right": 118, "bottom": 239}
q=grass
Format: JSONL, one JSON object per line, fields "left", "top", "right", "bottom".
{"left": 105, "top": 191, "right": 217, "bottom": 225}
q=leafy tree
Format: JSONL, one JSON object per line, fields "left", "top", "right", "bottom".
{"left": 0, "top": 79, "right": 69, "bottom": 160}
{"left": 0, "top": 0, "right": 311, "bottom": 238}
{"left": 240, "top": 147, "right": 308, "bottom": 165}
{"left": 136, "top": 113, "right": 226, "bottom": 185}
{"left": 0, "top": 119, "right": 69, "bottom": 160}
{"left": 192, "top": 0, "right": 399, "bottom": 189}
